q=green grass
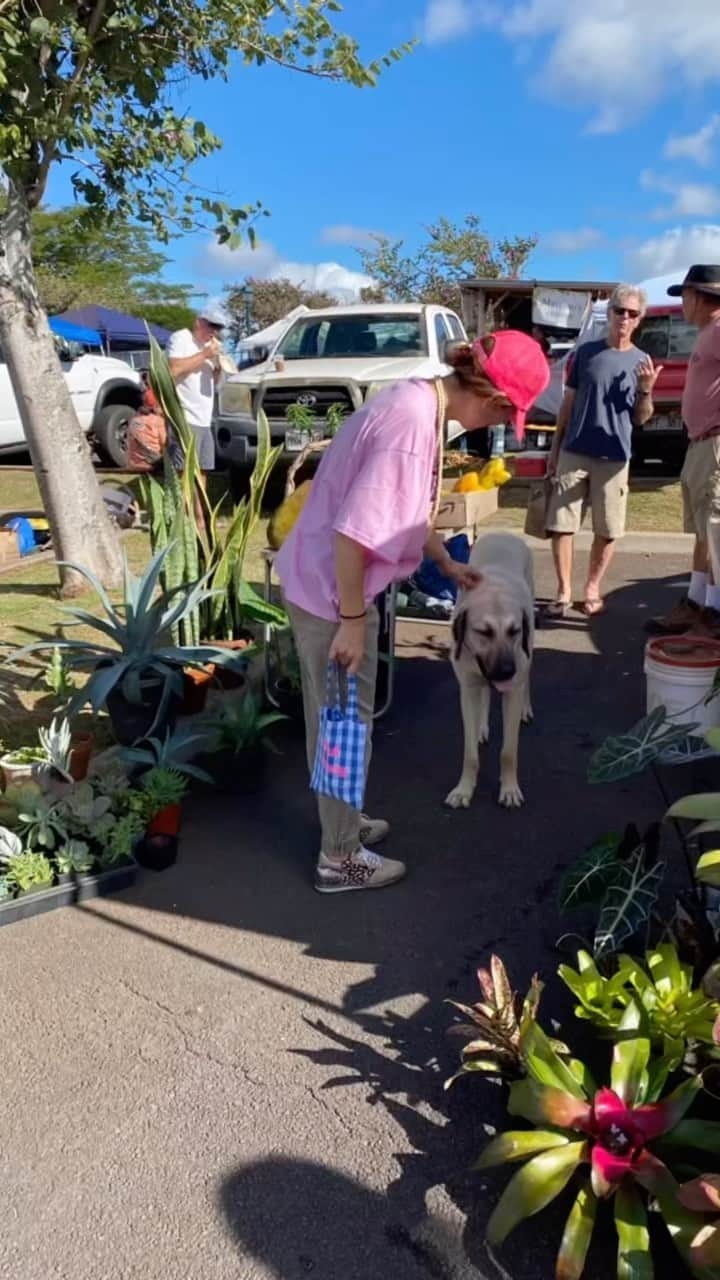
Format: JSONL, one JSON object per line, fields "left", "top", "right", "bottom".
{"left": 493, "top": 480, "right": 683, "bottom": 533}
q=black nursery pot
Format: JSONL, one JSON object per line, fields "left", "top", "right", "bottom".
{"left": 211, "top": 747, "right": 266, "bottom": 794}
{"left": 272, "top": 677, "right": 304, "bottom": 722}
{"left": 136, "top": 834, "right": 179, "bottom": 872}
{"left": 105, "top": 677, "right": 181, "bottom": 746}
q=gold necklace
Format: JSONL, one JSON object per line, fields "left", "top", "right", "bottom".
{"left": 429, "top": 377, "right": 448, "bottom": 523}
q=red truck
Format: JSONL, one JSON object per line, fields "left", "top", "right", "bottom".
{"left": 633, "top": 304, "right": 697, "bottom": 470}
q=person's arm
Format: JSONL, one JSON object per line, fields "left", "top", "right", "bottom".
{"left": 547, "top": 387, "right": 576, "bottom": 475}
{"left": 168, "top": 339, "right": 221, "bottom": 382}
{"left": 634, "top": 357, "right": 663, "bottom": 426}
{"left": 424, "top": 529, "right": 481, "bottom": 590}
{"left": 329, "top": 532, "right": 367, "bottom": 674}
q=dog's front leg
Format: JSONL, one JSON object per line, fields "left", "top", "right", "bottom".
{"left": 499, "top": 685, "right": 525, "bottom": 808}
{"left": 445, "top": 679, "right": 489, "bottom": 809}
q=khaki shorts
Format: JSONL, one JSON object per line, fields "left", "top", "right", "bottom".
{"left": 681, "top": 435, "right": 720, "bottom": 537}
{"left": 545, "top": 450, "right": 629, "bottom": 541}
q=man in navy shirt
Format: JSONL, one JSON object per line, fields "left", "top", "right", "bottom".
{"left": 545, "top": 284, "right": 661, "bottom": 616}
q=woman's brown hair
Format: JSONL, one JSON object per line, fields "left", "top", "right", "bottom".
{"left": 445, "top": 339, "right": 513, "bottom": 409}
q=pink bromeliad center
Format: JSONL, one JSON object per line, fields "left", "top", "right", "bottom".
{"left": 579, "top": 1087, "right": 672, "bottom": 1197}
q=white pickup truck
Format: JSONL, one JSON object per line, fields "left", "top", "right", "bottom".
{"left": 214, "top": 302, "right": 469, "bottom": 476}
{"left": 0, "top": 342, "right": 143, "bottom": 465}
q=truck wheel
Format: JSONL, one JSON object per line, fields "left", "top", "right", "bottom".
{"left": 94, "top": 404, "right": 134, "bottom": 468}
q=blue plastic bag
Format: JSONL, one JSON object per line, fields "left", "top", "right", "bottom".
{"left": 310, "top": 664, "right": 367, "bottom": 811}
{"left": 6, "top": 517, "right": 35, "bottom": 557}
{"left": 414, "top": 533, "right": 471, "bottom": 602}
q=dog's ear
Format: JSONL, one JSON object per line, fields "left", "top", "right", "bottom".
{"left": 452, "top": 609, "right": 468, "bottom": 662}
{"left": 521, "top": 610, "right": 531, "bottom": 659}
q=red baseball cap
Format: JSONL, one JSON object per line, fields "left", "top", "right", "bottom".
{"left": 471, "top": 330, "right": 550, "bottom": 440}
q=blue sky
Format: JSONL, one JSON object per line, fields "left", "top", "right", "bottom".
{"left": 48, "top": 0, "right": 720, "bottom": 302}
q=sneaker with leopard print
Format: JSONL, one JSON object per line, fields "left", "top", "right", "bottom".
{"left": 359, "top": 816, "right": 390, "bottom": 846}
{"left": 314, "top": 846, "right": 406, "bottom": 894}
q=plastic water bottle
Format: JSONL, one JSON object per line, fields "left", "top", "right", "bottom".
{"left": 490, "top": 423, "right": 506, "bottom": 457}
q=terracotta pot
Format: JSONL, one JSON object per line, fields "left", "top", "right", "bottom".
{"left": 148, "top": 803, "right": 182, "bottom": 837}
{"left": 181, "top": 665, "right": 215, "bottom": 716}
{"left": 69, "top": 732, "right": 95, "bottom": 782}
{"left": 211, "top": 638, "right": 253, "bottom": 691}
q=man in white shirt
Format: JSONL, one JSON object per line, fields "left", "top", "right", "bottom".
{"left": 167, "top": 304, "right": 229, "bottom": 471}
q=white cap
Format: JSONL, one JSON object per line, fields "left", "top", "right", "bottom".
{"left": 199, "top": 302, "right": 230, "bottom": 328}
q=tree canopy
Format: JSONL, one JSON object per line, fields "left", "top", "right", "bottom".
{"left": 358, "top": 216, "right": 538, "bottom": 310}
{"left": 224, "top": 277, "right": 337, "bottom": 340}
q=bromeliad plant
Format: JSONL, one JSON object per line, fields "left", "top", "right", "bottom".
{"left": 559, "top": 945, "right": 720, "bottom": 1070}
{"left": 477, "top": 1003, "right": 719, "bottom": 1278}
{"left": 142, "top": 336, "right": 286, "bottom": 644}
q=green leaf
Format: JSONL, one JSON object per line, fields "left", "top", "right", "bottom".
{"left": 611, "top": 1002, "right": 650, "bottom": 1105}
{"left": 507, "top": 1079, "right": 592, "bottom": 1131}
{"left": 588, "top": 707, "right": 698, "bottom": 784}
{"left": 594, "top": 855, "right": 664, "bottom": 961}
{"left": 474, "top": 1130, "right": 570, "bottom": 1170}
{"left": 615, "top": 1183, "right": 653, "bottom": 1280}
{"left": 558, "top": 835, "right": 623, "bottom": 910}
{"left": 522, "top": 1019, "right": 589, "bottom": 1099}
{"left": 659, "top": 1119, "right": 720, "bottom": 1157}
{"left": 556, "top": 1179, "right": 598, "bottom": 1280}
{"left": 486, "top": 1141, "right": 588, "bottom": 1247}
{"left": 667, "top": 794, "right": 720, "bottom": 821}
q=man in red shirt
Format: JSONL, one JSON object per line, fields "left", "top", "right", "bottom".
{"left": 648, "top": 265, "right": 720, "bottom": 635}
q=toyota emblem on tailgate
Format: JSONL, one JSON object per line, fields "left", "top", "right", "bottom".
{"left": 296, "top": 393, "right": 317, "bottom": 407}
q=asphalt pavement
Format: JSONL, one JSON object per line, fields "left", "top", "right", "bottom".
{"left": 0, "top": 544, "right": 702, "bottom": 1280}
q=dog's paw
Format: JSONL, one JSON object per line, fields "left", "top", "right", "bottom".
{"left": 445, "top": 785, "right": 474, "bottom": 810}
{"left": 521, "top": 706, "right": 534, "bottom": 725}
{"left": 478, "top": 724, "right": 490, "bottom": 744}
{"left": 498, "top": 781, "right": 524, "bottom": 808}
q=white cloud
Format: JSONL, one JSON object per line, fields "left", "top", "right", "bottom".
{"left": 543, "top": 227, "right": 606, "bottom": 254}
{"left": 665, "top": 115, "right": 720, "bottom": 167}
{"left": 198, "top": 238, "right": 373, "bottom": 301}
{"left": 321, "top": 225, "right": 384, "bottom": 247}
{"left": 625, "top": 225, "right": 720, "bottom": 278}
{"left": 641, "top": 170, "right": 720, "bottom": 219}
{"left": 421, "top": 0, "right": 720, "bottom": 131}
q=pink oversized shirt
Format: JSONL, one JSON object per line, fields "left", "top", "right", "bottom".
{"left": 682, "top": 316, "right": 720, "bottom": 440}
{"left": 275, "top": 379, "right": 439, "bottom": 621}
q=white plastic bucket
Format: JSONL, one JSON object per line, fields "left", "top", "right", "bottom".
{"left": 645, "top": 636, "right": 720, "bottom": 735}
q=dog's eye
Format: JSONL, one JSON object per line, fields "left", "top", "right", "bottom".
{"left": 476, "top": 627, "right": 494, "bottom": 639}
{"left": 508, "top": 626, "right": 520, "bottom": 638}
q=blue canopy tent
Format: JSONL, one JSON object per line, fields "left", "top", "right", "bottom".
{"left": 59, "top": 305, "right": 171, "bottom": 351}
{"left": 49, "top": 315, "right": 102, "bottom": 346}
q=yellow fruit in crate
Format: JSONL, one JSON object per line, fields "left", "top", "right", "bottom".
{"left": 267, "top": 480, "right": 313, "bottom": 550}
{"left": 453, "top": 472, "right": 482, "bottom": 493}
{"left": 477, "top": 458, "right": 512, "bottom": 489}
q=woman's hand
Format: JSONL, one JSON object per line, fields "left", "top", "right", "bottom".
{"left": 446, "top": 561, "right": 482, "bottom": 592}
{"left": 330, "top": 618, "right": 366, "bottom": 674}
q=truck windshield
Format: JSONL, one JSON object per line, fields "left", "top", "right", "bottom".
{"left": 275, "top": 314, "right": 427, "bottom": 360}
{"left": 635, "top": 314, "right": 697, "bottom": 360}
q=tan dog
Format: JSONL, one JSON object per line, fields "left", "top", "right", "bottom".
{"left": 445, "top": 532, "right": 534, "bottom": 809}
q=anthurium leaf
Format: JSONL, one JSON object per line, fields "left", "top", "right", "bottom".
{"left": 667, "top": 793, "right": 720, "bottom": 821}
{"left": 557, "top": 836, "right": 623, "bottom": 910}
{"left": 697, "top": 851, "right": 720, "bottom": 889}
{"left": 594, "top": 855, "right": 665, "bottom": 962}
{"left": 521, "top": 1019, "right": 588, "bottom": 1099}
{"left": 588, "top": 707, "right": 698, "bottom": 784}
{"left": 615, "top": 1182, "right": 653, "bottom": 1280}
{"left": 474, "top": 1130, "right": 570, "bottom": 1170}
{"left": 556, "top": 1178, "right": 598, "bottom": 1280}
{"left": 611, "top": 1002, "right": 650, "bottom": 1105}
{"left": 486, "top": 1141, "right": 588, "bottom": 1247}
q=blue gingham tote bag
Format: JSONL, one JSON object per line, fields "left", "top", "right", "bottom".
{"left": 310, "top": 663, "right": 367, "bottom": 811}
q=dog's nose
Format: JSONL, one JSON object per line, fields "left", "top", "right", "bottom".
{"left": 487, "top": 658, "right": 516, "bottom": 683}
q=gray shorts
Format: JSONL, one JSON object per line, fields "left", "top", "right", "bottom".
{"left": 168, "top": 425, "right": 215, "bottom": 472}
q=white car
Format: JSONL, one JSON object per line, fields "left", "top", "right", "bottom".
{"left": 0, "top": 343, "right": 143, "bottom": 466}
{"left": 214, "top": 303, "right": 469, "bottom": 476}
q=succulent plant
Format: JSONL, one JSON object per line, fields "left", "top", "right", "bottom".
{"left": 4, "top": 850, "right": 54, "bottom": 893}
{"left": 55, "top": 839, "right": 94, "bottom": 875}
{"left": 16, "top": 795, "right": 69, "bottom": 851}
{"left": 38, "top": 716, "right": 74, "bottom": 781}
{"left": 140, "top": 767, "right": 188, "bottom": 813}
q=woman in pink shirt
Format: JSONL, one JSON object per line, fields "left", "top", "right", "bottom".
{"left": 275, "top": 332, "right": 549, "bottom": 894}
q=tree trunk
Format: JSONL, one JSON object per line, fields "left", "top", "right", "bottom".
{"left": 0, "top": 182, "right": 122, "bottom": 595}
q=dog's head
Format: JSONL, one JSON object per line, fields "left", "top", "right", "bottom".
{"left": 452, "top": 583, "right": 531, "bottom": 691}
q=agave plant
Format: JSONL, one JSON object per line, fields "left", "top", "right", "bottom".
{"left": 477, "top": 1003, "right": 719, "bottom": 1278}
{"left": 559, "top": 945, "right": 720, "bottom": 1067}
{"left": 120, "top": 723, "right": 214, "bottom": 783}
{"left": 209, "top": 693, "right": 288, "bottom": 755}
{"left": 7, "top": 544, "right": 241, "bottom": 722}
{"left": 144, "top": 335, "right": 286, "bottom": 643}
{"left": 38, "top": 716, "right": 74, "bottom": 781}
{"left": 445, "top": 955, "right": 567, "bottom": 1086}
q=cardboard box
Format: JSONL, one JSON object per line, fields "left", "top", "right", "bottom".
{"left": 434, "top": 486, "right": 498, "bottom": 533}
{"left": 0, "top": 528, "right": 17, "bottom": 564}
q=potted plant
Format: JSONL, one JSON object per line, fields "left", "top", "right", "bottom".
{"left": 8, "top": 545, "right": 242, "bottom": 746}
{"left": 0, "top": 742, "right": 47, "bottom": 788}
{"left": 269, "top": 635, "right": 304, "bottom": 722}
{"left": 55, "top": 838, "right": 95, "bottom": 882}
{"left": 0, "top": 829, "right": 54, "bottom": 896}
{"left": 207, "top": 692, "right": 289, "bottom": 793}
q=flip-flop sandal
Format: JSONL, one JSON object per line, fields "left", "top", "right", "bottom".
{"left": 581, "top": 599, "right": 604, "bottom": 617}
{"left": 545, "top": 599, "right": 571, "bottom": 619}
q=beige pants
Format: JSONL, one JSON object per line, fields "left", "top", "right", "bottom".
{"left": 545, "top": 450, "right": 629, "bottom": 540}
{"left": 681, "top": 435, "right": 720, "bottom": 536}
{"left": 287, "top": 601, "right": 379, "bottom": 857}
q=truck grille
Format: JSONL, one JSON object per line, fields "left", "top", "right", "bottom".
{"left": 260, "top": 384, "right": 356, "bottom": 420}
